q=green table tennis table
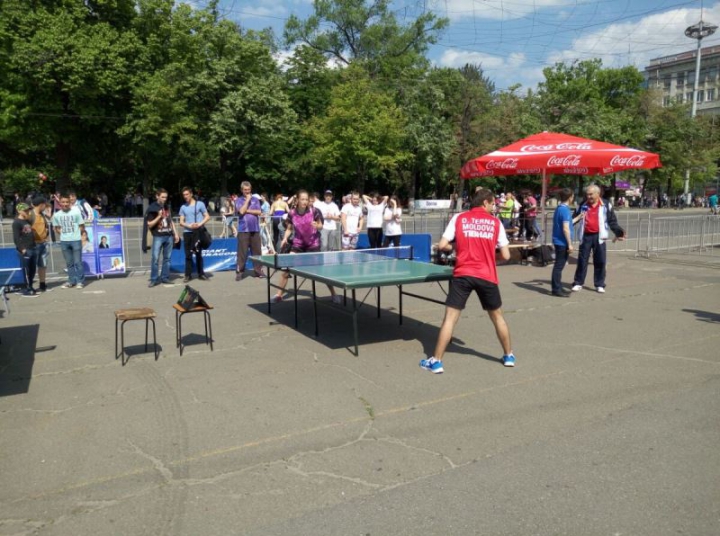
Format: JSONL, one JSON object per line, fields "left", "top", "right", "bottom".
{"left": 250, "top": 248, "right": 453, "bottom": 355}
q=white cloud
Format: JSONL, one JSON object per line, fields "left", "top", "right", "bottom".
{"left": 545, "top": 5, "right": 720, "bottom": 70}
{"left": 437, "top": 49, "right": 543, "bottom": 90}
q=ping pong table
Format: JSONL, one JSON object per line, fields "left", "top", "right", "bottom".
{"left": 250, "top": 247, "right": 453, "bottom": 355}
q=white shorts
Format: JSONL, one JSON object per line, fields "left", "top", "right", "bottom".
{"left": 341, "top": 233, "right": 359, "bottom": 250}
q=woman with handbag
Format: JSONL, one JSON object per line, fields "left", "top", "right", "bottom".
{"left": 178, "top": 186, "right": 211, "bottom": 283}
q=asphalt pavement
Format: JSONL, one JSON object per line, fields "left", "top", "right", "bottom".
{"left": 0, "top": 250, "right": 719, "bottom": 535}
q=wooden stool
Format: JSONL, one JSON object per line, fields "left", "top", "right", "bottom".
{"left": 173, "top": 303, "right": 214, "bottom": 356}
{"left": 114, "top": 308, "right": 159, "bottom": 366}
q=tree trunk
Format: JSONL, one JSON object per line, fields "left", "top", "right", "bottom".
{"left": 54, "top": 140, "right": 71, "bottom": 191}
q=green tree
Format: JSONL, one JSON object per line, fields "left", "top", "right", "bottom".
{"left": 284, "top": 0, "right": 447, "bottom": 77}
{"left": 306, "top": 68, "right": 409, "bottom": 192}
{"left": 0, "top": 0, "right": 142, "bottom": 191}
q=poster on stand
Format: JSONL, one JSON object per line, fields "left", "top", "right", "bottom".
{"left": 95, "top": 219, "right": 126, "bottom": 275}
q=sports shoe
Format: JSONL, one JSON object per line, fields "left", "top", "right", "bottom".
{"left": 61, "top": 282, "right": 75, "bottom": 289}
{"left": 332, "top": 295, "right": 343, "bottom": 304}
{"left": 502, "top": 354, "right": 516, "bottom": 367}
{"left": 161, "top": 279, "right": 172, "bottom": 285}
{"left": 148, "top": 280, "right": 159, "bottom": 288}
{"left": 21, "top": 289, "right": 39, "bottom": 298}
{"left": 571, "top": 285, "right": 582, "bottom": 292}
{"left": 198, "top": 274, "right": 209, "bottom": 281}
{"left": 183, "top": 276, "right": 191, "bottom": 283}
{"left": 255, "top": 271, "right": 266, "bottom": 279}
{"left": 419, "top": 357, "right": 444, "bottom": 374}
{"left": 235, "top": 271, "right": 243, "bottom": 281}
{"left": 597, "top": 287, "right": 605, "bottom": 294}
{"left": 76, "top": 283, "right": 84, "bottom": 289}
{"left": 271, "top": 294, "right": 284, "bottom": 303}
{"left": 39, "top": 282, "right": 48, "bottom": 292}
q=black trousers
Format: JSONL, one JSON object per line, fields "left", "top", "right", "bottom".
{"left": 184, "top": 235, "right": 204, "bottom": 277}
{"left": 367, "top": 228, "right": 383, "bottom": 249}
{"left": 237, "top": 232, "right": 262, "bottom": 274}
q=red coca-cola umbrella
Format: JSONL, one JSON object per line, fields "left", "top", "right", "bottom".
{"left": 461, "top": 132, "right": 661, "bottom": 233}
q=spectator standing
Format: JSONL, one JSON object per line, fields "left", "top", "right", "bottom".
{"left": 28, "top": 196, "right": 51, "bottom": 292}
{"left": 362, "top": 192, "right": 388, "bottom": 248}
{"left": 550, "top": 188, "right": 585, "bottom": 297}
{"left": 134, "top": 192, "right": 144, "bottom": 217}
{"left": 235, "top": 181, "right": 265, "bottom": 280}
{"left": 571, "top": 185, "right": 625, "bottom": 294}
{"left": 68, "top": 191, "right": 94, "bottom": 223}
{"left": 314, "top": 190, "right": 341, "bottom": 252}
{"left": 709, "top": 192, "right": 718, "bottom": 215}
{"left": 52, "top": 193, "right": 86, "bottom": 289}
{"left": 12, "top": 203, "right": 39, "bottom": 297}
{"left": 219, "top": 198, "right": 236, "bottom": 238}
{"left": 178, "top": 187, "right": 210, "bottom": 283}
{"left": 341, "top": 191, "right": 364, "bottom": 250}
{"left": 145, "top": 188, "right": 180, "bottom": 287}
{"left": 421, "top": 189, "right": 515, "bottom": 374}
{"left": 382, "top": 196, "right": 403, "bottom": 247}
{"left": 522, "top": 191, "right": 538, "bottom": 241}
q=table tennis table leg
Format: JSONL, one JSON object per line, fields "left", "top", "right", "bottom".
{"left": 293, "top": 274, "right": 298, "bottom": 328}
{"left": 376, "top": 287, "right": 381, "bottom": 318}
{"left": 398, "top": 285, "right": 403, "bottom": 325}
{"left": 312, "top": 279, "right": 319, "bottom": 337}
{"left": 352, "top": 289, "right": 359, "bottom": 356}
{"left": 266, "top": 269, "right": 271, "bottom": 313}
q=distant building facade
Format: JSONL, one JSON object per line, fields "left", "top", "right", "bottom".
{"left": 644, "top": 45, "right": 720, "bottom": 115}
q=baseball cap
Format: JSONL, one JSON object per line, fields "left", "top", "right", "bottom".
{"left": 324, "top": 190, "right": 333, "bottom": 195}
{"left": 32, "top": 195, "right": 47, "bottom": 206}
{"left": 16, "top": 202, "right": 30, "bottom": 212}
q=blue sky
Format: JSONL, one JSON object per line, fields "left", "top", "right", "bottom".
{"left": 199, "top": 0, "right": 720, "bottom": 90}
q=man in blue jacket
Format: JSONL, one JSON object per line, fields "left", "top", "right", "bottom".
{"left": 571, "top": 185, "right": 625, "bottom": 294}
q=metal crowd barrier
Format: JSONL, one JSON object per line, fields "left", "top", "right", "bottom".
{"left": 636, "top": 215, "right": 720, "bottom": 258}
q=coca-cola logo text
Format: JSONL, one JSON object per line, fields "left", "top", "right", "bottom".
{"left": 609, "top": 155, "right": 646, "bottom": 167}
{"left": 521, "top": 142, "right": 593, "bottom": 152}
{"left": 486, "top": 158, "right": 519, "bottom": 170}
{"left": 547, "top": 155, "right": 581, "bottom": 167}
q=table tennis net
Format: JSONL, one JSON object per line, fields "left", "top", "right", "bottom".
{"left": 273, "top": 246, "right": 413, "bottom": 268}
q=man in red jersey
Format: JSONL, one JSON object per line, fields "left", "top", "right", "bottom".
{"left": 420, "top": 189, "right": 515, "bottom": 374}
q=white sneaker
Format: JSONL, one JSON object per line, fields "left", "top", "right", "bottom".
{"left": 597, "top": 287, "right": 605, "bottom": 294}
{"left": 571, "top": 285, "right": 582, "bottom": 292}
{"left": 271, "top": 294, "right": 284, "bottom": 303}
{"left": 332, "top": 295, "right": 343, "bottom": 304}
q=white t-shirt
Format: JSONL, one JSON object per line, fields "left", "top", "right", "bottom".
{"left": 365, "top": 202, "right": 386, "bottom": 229}
{"left": 314, "top": 200, "right": 340, "bottom": 231}
{"left": 383, "top": 207, "right": 402, "bottom": 237}
{"left": 341, "top": 203, "right": 363, "bottom": 234}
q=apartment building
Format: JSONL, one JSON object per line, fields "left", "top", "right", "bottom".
{"left": 644, "top": 44, "right": 720, "bottom": 115}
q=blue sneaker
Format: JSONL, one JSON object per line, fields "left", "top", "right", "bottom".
{"left": 502, "top": 354, "right": 516, "bottom": 367}
{"left": 419, "top": 357, "right": 444, "bottom": 374}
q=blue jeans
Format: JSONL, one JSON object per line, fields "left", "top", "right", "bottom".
{"left": 150, "top": 235, "right": 173, "bottom": 283}
{"left": 60, "top": 240, "right": 85, "bottom": 285}
{"left": 573, "top": 233, "right": 606, "bottom": 289}
{"left": 551, "top": 245, "right": 569, "bottom": 293}
{"left": 18, "top": 247, "right": 38, "bottom": 289}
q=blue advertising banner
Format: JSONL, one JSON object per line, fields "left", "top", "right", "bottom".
{"left": 170, "top": 237, "right": 238, "bottom": 273}
{"left": 81, "top": 225, "right": 99, "bottom": 276}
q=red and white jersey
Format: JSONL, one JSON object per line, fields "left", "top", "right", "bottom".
{"left": 442, "top": 207, "right": 509, "bottom": 285}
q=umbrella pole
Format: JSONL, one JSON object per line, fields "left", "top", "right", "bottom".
{"left": 541, "top": 169, "right": 548, "bottom": 242}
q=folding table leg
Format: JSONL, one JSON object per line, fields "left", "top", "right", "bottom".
{"left": 293, "top": 274, "right": 298, "bottom": 328}
{"left": 352, "top": 289, "right": 359, "bottom": 356}
{"left": 144, "top": 318, "right": 149, "bottom": 351}
{"left": 312, "top": 279, "right": 319, "bottom": 337}
{"left": 399, "top": 285, "right": 404, "bottom": 325}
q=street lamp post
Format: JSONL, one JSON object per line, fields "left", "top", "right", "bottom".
{"left": 683, "top": 17, "right": 718, "bottom": 204}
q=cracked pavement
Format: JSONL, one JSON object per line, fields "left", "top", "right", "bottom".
{"left": 1, "top": 255, "right": 719, "bottom": 535}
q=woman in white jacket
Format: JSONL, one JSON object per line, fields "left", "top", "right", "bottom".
{"left": 382, "top": 196, "right": 403, "bottom": 247}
